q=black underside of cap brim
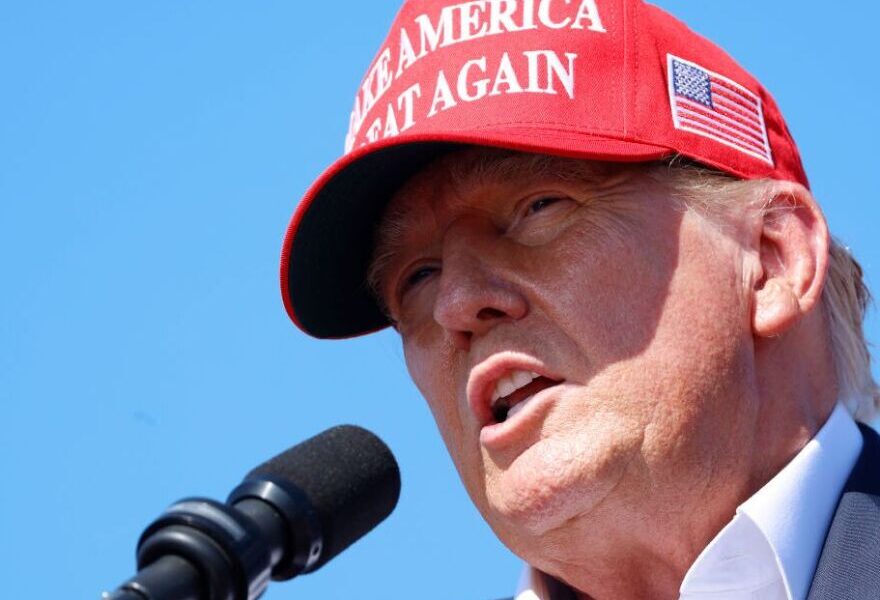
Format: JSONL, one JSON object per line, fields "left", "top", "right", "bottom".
{"left": 288, "top": 142, "right": 460, "bottom": 339}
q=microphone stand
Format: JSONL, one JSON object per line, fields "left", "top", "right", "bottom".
{"left": 103, "top": 555, "right": 202, "bottom": 600}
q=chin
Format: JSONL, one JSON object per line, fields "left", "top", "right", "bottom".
{"left": 485, "top": 457, "right": 610, "bottom": 539}
{"left": 482, "top": 428, "right": 641, "bottom": 545}
{"left": 489, "top": 484, "right": 578, "bottom": 539}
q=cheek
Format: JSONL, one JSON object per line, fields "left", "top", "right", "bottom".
{"left": 590, "top": 219, "right": 755, "bottom": 477}
{"left": 404, "top": 338, "right": 453, "bottom": 424}
{"left": 402, "top": 336, "right": 475, "bottom": 474}
{"left": 524, "top": 212, "right": 682, "bottom": 363}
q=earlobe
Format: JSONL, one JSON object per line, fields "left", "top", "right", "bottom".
{"left": 751, "top": 182, "right": 829, "bottom": 338}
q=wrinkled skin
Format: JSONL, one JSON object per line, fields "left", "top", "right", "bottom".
{"left": 372, "top": 149, "right": 835, "bottom": 599}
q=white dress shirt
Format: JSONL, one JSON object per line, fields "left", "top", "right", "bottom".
{"left": 514, "top": 403, "right": 863, "bottom": 600}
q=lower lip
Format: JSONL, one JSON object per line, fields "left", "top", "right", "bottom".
{"left": 479, "top": 384, "right": 563, "bottom": 450}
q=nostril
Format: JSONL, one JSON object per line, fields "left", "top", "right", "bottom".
{"left": 477, "top": 307, "right": 506, "bottom": 321}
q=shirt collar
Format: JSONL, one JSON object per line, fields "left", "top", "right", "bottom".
{"left": 732, "top": 401, "right": 863, "bottom": 600}
{"left": 515, "top": 403, "right": 863, "bottom": 600}
{"left": 514, "top": 568, "right": 552, "bottom": 600}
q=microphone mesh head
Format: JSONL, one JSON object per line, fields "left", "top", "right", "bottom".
{"left": 246, "top": 425, "right": 401, "bottom": 570}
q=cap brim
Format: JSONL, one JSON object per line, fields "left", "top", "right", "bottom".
{"left": 281, "top": 130, "right": 672, "bottom": 339}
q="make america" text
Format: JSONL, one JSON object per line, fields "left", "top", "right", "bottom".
{"left": 345, "top": 0, "right": 606, "bottom": 152}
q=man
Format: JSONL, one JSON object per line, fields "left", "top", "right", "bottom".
{"left": 279, "top": 1, "right": 880, "bottom": 598}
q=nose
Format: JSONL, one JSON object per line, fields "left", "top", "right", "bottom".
{"left": 433, "top": 217, "right": 529, "bottom": 351}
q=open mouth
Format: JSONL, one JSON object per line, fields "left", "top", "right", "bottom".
{"left": 490, "top": 371, "right": 562, "bottom": 423}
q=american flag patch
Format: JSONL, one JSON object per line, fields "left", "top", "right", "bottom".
{"left": 667, "top": 55, "right": 773, "bottom": 165}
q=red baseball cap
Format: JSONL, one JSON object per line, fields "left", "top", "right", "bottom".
{"left": 281, "top": 0, "right": 807, "bottom": 339}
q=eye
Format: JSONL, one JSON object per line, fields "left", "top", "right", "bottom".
{"left": 525, "top": 196, "right": 562, "bottom": 216}
{"left": 510, "top": 193, "right": 575, "bottom": 229}
{"left": 398, "top": 264, "right": 439, "bottom": 298}
{"left": 505, "top": 192, "right": 577, "bottom": 243}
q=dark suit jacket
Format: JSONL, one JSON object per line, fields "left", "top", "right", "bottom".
{"left": 498, "top": 424, "right": 880, "bottom": 600}
{"left": 807, "top": 423, "right": 880, "bottom": 599}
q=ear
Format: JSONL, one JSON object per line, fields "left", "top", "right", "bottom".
{"left": 752, "top": 181, "right": 829, "bottom": 338}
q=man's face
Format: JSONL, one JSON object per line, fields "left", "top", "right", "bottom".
{"left": 372, "top": 149, "right": 760, "bottom": 562}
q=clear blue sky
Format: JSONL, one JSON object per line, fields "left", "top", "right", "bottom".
{"left": 1, "top": 2, "right": 878, "bottom": 598}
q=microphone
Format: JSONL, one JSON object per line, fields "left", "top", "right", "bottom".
{"left": 104, "top": 425, "right": 401, "bottom": 600}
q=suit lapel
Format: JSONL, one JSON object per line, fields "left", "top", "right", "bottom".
{"left": 807, "top": 424, "right": 880, "bottom": 599}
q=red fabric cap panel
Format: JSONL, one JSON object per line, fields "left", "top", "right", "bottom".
{"left": 343, "top": 0, "right": 630, "bottom": 154}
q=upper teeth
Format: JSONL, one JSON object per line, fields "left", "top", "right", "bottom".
{"left": 491, "top": 370, "right": 540, "bottom": 404}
